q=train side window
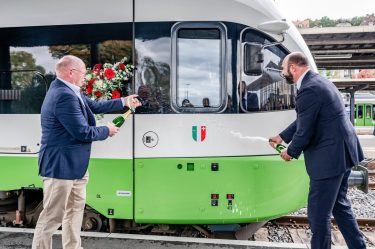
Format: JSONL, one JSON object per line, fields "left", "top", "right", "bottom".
{"left": 365, "top": 105, "right": 371, "bottom": 119}
{"left": 0, "top": 23, "right": 132, "bottom": 114}
{"left": 0, "top": 71, "right": 47, "bottom": 114}
{"left": 171, "top": 22, "right": 227, "bottom": 113}
{"left": 358, "top": 105, "right": 363, "bottom": 119}
{"left": 239, "top": 28, "right": 295, "bottom": 113}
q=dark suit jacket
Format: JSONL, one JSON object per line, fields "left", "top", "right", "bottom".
{"left": 38, "top": 79, "right": 123, "bottom": 180}
{"left": 279, "top": 71, "right": 364, "bottom": 180}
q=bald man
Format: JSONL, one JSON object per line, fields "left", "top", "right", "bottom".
{"left": 32, "top": 55, "right": 141, "bottom": 249}
{"left": 269, "top": 52, "right": 366, "bottom": 249}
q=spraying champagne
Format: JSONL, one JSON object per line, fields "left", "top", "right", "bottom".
{"left": 269, "top": 138, "right": 286, "bottom": 154}
{"left": 112, "top": 96, "right": 144, "bottom": 128}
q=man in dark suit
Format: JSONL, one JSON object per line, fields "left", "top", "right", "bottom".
{"left": 269, "top": 52, "right": 366, "bottom": 249}
{"left": 32, "top": 55, "right": 140, "bottom": 249}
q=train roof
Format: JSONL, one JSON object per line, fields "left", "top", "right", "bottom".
{"left": 0, "top": 0, "right": 316, "bottom": 70}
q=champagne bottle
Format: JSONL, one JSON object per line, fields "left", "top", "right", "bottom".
{"left": 112, "top": 109, "right": 132, "bottom": 128}
{"left": 275, "top": 144, "right": 286, "bottom": 153}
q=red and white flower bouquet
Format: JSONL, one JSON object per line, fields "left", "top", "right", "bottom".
{"left": 82, "top": 57, "right": 134, "bottom": 101}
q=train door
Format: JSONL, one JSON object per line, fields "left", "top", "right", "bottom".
{"left": 133, "top": 18, "right": 229, "bottom": 223}
{"left": 364, "top": 103, "right": 373, "bottom": 126}
{"left": 355, "top": 103, "right": 373, "bottom": 126}
{"left": 356, "top": 104, "right": 364, "bottom": 126}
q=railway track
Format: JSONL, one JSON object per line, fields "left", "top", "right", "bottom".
{"left": 262, "top": 215, "right": 375, "bottom": 246}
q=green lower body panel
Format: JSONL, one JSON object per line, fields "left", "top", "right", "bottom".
{"left": 0, "top": 156, "right": 133, "bottom": 220}
{"left": 134, "top": 156, "right": 309, "bottom": 224}
{"left": 1, "top": 155, "right": 309, "bottom": 225}
{"left": 86, "top": 159, "right": 133, "bottom": 219}
{"left": 0, "top": 156, "right": 42, "bottom": 190}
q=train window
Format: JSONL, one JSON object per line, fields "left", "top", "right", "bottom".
{"left": 0, "top": 23, "right": 132, "bottom": 114}
{"left": 171, "top": 22, "right": 227, "bottom": 113}
{"left": 366, "top": 105, "right": 371, "bottom": 118}
{"left": 0, "top": 70, "right": 47, "bottom": 114}
{"left": 239, "top": 28, "right": 295, "bottom": 113}
{"left": 358, "top": 105, "right": 363, "bottom": 119}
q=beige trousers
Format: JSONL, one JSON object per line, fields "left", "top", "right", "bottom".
{"left": 32, "top": 173, "right": 88, "bottom": 249}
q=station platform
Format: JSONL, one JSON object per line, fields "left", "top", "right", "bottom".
{"left": 1, "top": 227, "right": 374, "bottom": 249}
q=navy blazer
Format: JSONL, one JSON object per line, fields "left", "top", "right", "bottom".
{"left": 38, "top": 79, "right": 124, "bottom": 180}
{"left": 280, "top": 71, "right": 364, "bottom": 180}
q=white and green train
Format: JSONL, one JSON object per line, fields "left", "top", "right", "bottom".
{"left": 343, "top": 93, "right": 375, "bottom": 127}
{"left": 0, "top": 0, "right": 367, "bottom": 238}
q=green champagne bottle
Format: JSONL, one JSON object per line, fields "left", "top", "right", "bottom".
{"left": 275, "top": 144, "right": 286, "bottom": 153}
{"left": 112, "top": 109, "right": 132, "bottom": 128}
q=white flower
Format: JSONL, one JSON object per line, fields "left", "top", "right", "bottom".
{"left": 85, "top": 74, "right": 92, "bottom": 81}
{"left": 96, "top": 79, "right": 105, "bottom": 89}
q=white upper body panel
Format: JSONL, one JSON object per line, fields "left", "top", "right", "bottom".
{"left": 0, "top": 0, "right": 315, "bottom": 69}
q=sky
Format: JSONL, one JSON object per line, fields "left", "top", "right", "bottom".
{"left": 274, "top": 0, "right": 374, "bottom": 21}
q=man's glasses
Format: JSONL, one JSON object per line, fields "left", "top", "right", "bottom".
{"left": 70, "top": 68, "right": 86, "bottom": 76}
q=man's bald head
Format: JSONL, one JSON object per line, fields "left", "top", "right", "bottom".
{"left": 281, "top": 51, "right": 310, "bottom": 85}
{"left": 284, "top": 51, "right": 309, "bottom": 68}
{"left": 55, "top": 55, "right": 86, "bottom": 87}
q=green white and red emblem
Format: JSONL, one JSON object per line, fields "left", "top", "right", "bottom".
{"left": 192, "top": 126, "right": 206, "bottom": 142}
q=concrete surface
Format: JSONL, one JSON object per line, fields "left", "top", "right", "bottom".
{"left": 1, "top": 227, "right": 374, "bottom": 249}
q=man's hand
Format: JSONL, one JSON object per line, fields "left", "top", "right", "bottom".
{"left": 280, "top": 150, "right": 293, "bottom": 161}
{"left": 124, "top": 95, "right": 142, "bottom": 109}
{"left": 268, "top": 135, "right": 283, "bottom": 149}
{"left": 106, "top": 122, "right": 119, "bottom": 137}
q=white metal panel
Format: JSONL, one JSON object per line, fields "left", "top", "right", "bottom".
{"left": 90, "top": 114, "right": 133, "bottom": 159}
{"left": 0, "top": 114, "right": 41, "bottom": 157}
{"left": 134, "top": 111, "right": 296, "bottom": 158}
{"left": 135, "top": 0, "right": 281, "bottom": 24}
{"left": 0, "top": 0, "right": 133, "bottom": 28}
{"left": 0, "top": 114, "right": 132, "bottom": 159}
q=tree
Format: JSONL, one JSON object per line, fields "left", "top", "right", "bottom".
{"left": 308, "top": 19, "right": 321, "bottom": 27}
{"left": 351, "top": 16, "right": 364, "bottom": 26}
{"left": 320, "top": 16, "right": 337, "bottom": 27}
{"left": 9, "top": 51, "right": 47, "bottom": 113}
{"left": 48, "top": 40, "right": 132, "bottom": 66}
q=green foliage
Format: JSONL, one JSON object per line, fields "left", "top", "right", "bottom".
{"left": 308, "top": 15, "right": 366, "bottom": 27}
{"left": 8, "top": 51, "right": 47, "bottom": 113}
{"left": 351, "top": 16, "right": 364, "bottom": 26}
{"left": 48, "top": 40, "right": 132, "bottom": 67}
{"left": 320, "top": 16, "right": 337, "bottom": 27}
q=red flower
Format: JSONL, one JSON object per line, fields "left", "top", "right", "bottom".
{"left": 119, "top": 63, "right": 125, "bottom": 70}
{"left": 87, "top": 78, "right": 95, "bottom": 88}
{"left": 111, "top": 90, "right": 121, "bottom": 99}
{"left": 104, "top": 68, "right": 115, "bottom": 79}
{"left": 86, "top": 86, "right": 93, "bottom": 95}
{"left": 91, "top": 69, "right": 100, "bottom": 75}
{"left": 95, "top": 91, "right": 102, "bottom": 97}
{"left": 93, "top": 64, "right": 102, "bottom": 70}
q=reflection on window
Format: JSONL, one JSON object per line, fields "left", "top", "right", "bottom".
{"left": 177, "top": 28, "right": 221, "bottom": 108}
{"left": 240, "top": 29, "right": 295, "bottom": 113}
{"left": 358, "top": 105, "right": 363, "bottom": 119}
{"left": 366, "top": 105, "right": 371, "bottom": 118}
{"left": 0, "top": 71, "right": 47, "bottom": 114}
{"left": 0, "top": 23, "right": 132, "bottom": 114}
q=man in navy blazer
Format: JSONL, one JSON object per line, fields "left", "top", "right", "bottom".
{"left": 32, "top": 55, "right": 140, "bottom": 249}
{"left": 269, "top": 52, "right": 366, "bottom": 249}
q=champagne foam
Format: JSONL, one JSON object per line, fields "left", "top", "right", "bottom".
{"left": 230, "top": 131, "right": 269, "bottom": 142}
